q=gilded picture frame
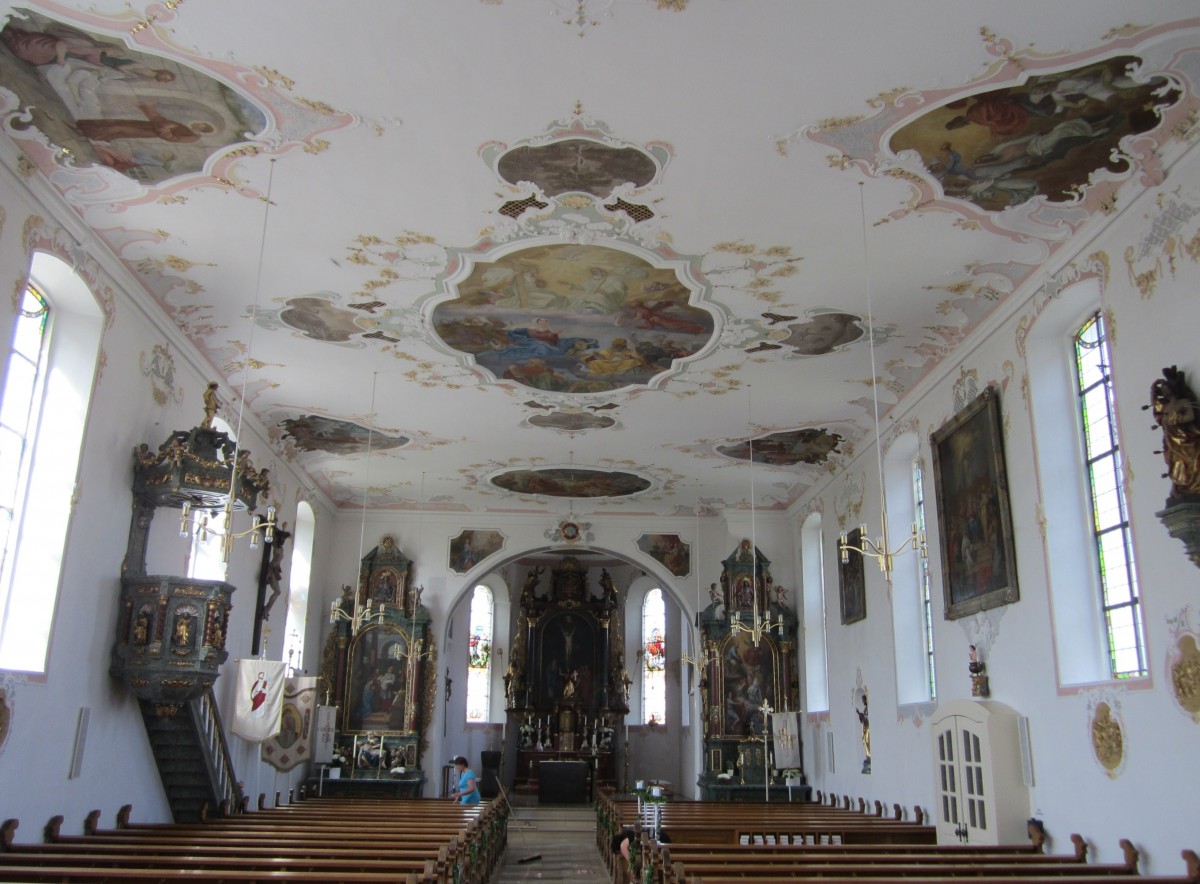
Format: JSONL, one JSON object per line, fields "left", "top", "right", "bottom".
{"left": 838, "top": 528, "right": 867, "bottom": 625}
{"left": 930, "top": 387, "right": 1020, "bottom": 620}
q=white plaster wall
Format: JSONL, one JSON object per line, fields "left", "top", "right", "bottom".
{"left": 0, "top": 162, "right": 339, "bottom": 840}
{"left": 799, "top": 144, "right": 1200, "bottom": 871}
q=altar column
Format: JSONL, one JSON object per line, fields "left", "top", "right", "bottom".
{"left": 599, "top": 616, "right": 611, "bottom": 709}
{"left": 525, "top": 614, "right": 539, "bottom": 708}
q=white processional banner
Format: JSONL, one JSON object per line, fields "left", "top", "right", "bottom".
{"left": 312, "top": 705, "right": 338, "bottom": 765}
{"left": 771, "top": 711, "right": 803, "bottom": 770}
{"left": 262, "top": 676, "right": 318, "bottom": 771}
{"left": 231, "top": 659, "right": 286, "bottom": 743}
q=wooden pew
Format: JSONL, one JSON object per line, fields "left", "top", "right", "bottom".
{"left": 1, "top": 797, "right": 509, "bottom": 884}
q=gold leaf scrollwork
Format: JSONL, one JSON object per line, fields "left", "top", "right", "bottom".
{"left": 1170, "top": 635, "right": 1200, "bottom": 722}
{"left": 1090, "top": 702, "right": 1124, "bottom": 777}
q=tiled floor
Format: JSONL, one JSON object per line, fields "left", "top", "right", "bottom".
{"left": 491, "top": 803, "right": 607, "bottom": 883}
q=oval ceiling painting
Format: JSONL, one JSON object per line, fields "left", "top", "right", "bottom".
{"left": 433, "top": 243, "right": 714, "bottom": 394}
{"left": 0, "top": 9, "right": 266, "bottom": 185}
{"left": 490, "top": 467, "right": 650, "bottom": 498}
{"left": 890, "top": 56, "right": 1179, "bottom": 211}
{"left": 718, "top": 428, "right": 844, "bottom": 467}
{"left": 497, "top": 139, "right": 657, "bottom": 197}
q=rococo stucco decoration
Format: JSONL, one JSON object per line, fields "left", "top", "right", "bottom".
{"left": 1166, "top": 609, "right": 1200, "bottom": 724}
{"left": 1085, "top": 692, "right": 1126, "bottom": 779}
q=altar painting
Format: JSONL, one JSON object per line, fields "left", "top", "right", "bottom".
{"left": 538, "top": 611, "right": 598, "bottom": 710}
{"left": 344, "top": 625, "right": 411, "bottom": 733}
{"left": 720, "top": 631, "right": 778, "bottom": 737}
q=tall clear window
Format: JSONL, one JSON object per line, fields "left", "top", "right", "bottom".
{"left": 1073, "top": 311, "right": 1146, "bottom": 678}
{"left": 0, "top": 254, "right": 104, "bottom": 673}
{"left": 465, "top": 584, "right": 493, "bottom": 722}
{"left": 0, "top": 285, "right": 49, "bottom": 588}
{"left": 641, "top": 588, "right": 666, "bottom": 725}
{"left": 800, "top": 512, "right": 829, "bottom": 712}
{"left": 184, "top": 417, "right": 233, "bottom": 581}
{"left": 282, "top": 501, "right": 315, "bottom": 675}
{"left": 913, "top": 460, "right": 936, "bottom": 699}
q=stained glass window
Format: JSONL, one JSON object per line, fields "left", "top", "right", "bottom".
{"left": 641, "top": 588, "right": 666, "bottom": 725}
{"left": 466, "top": 584, "right": 493, "bottom": 721}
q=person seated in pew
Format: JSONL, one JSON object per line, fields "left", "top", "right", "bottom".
{"left": 448, "top": 755, "right": 481, "bottom": 805}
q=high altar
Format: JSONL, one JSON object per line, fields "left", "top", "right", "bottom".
{"left": 505, "top": 556, "right": 626, "bottom": 799}
{"left": 319, "top": 535, "right": 434, "bottom": 797}
{"left": 695, "top": 541, "right": 809, "bottom": 800}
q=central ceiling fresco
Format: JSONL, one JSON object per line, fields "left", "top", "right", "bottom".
{"left": 0, "top": 2, "right": 1196, "bottom": 517}
{"left": 431, "top": 242, "right": 715, "bottom": 394}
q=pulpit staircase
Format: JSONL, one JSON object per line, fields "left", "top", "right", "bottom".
{"left": 138, "top": 688, "right": 243, "bottom": 823}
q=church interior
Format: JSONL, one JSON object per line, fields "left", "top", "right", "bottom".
{"left": 1, "top": 0, "right": 1199, "bottom": 876}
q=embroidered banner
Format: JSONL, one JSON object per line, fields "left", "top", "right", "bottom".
{"left": 231, "top": 660, "right": 286, "bottom": 743}
{"left": 263, "top": 676, "right": 318, "bottom": 770}
{"left": 771, "top": 710, "right": 803, "bottom": 770}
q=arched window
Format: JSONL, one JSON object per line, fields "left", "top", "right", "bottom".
{"left": 800, "top": 512, "right": 829, "bottom": 712}
{"left": 466, "top": 584, "right": 493, "bottom": 722}
{"left": 283, "top": 501, "right": 316, "bottom": 674}
{"left": 913, "top": 459, "right": 937, "bottom": 699}
{"left": 0, "top": 253, "right": 103, "bottom": 673}
{"left": 886, "top": 432, "right": 935, "bottom": 705}
{"left": 1028, "top": 279, "right": 1146, "bottom": 684}
{"left": 641, "top": 588, "right": 666, "bottom": 725}
{"left": 185, "top": 414, "right": 234, "bottom": 581}
{"left": 1073, "top": 311, "right": 1146, "bottom": 677}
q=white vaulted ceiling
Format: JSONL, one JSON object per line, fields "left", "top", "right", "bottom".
{"left": 1, "top": 1, "right": 1197, "bottom": 518}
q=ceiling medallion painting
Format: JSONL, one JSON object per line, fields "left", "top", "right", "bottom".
{"left": 0, "top": 9, "right": 266, "bottom": 186}
{"left": 279, "top": 415, "right": 409, "bottom": 455}
{"left": 430, "top": 242, "right": 716, "bottom": 394}
{"left": 527, "top": 410, "right": 617, "bottom": 433}
{"left": 490, "top": 467, "right": 650, "bottom": 498}
{"left": 801, "top": 24, "right": 1198, "bottom": 240}
{"left": 889, "top": 57, "right": 1179, "bottom": 212}
{"left": 717, "top": 428, "right": 844, "bottom": 467}
{"left": 497, "top": 138, "right": 657, "bottom": 197}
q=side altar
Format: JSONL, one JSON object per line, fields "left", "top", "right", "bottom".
{"left": 319, "top": 535, "right": 435, "bottom": 797}
{"left": 695, "top": 541, "right": 810, "bottom": 801}
{"left": 505, "top": 556, "right": 626, "bottom": 798}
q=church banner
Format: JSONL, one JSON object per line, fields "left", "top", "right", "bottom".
{"left": 231, "top": 660, "right": 286, "bottom": 743}
{"left": 312, "top": 705, "right": 338, "bottom": 765}
{"left": 771, "top": 711, "right": 803, "bottom": 770}
{"left": 262, "top": 676, "right": 318, "bottom": 771}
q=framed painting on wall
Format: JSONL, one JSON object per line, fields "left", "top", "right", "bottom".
{"left": 838, "top": 529, "right": 866, "bottom": 625}
{"left": 930, "top": 386, "right": 1019, "bottom": 620}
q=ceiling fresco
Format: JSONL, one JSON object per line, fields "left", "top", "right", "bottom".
{"left": 890, "top": 57, "right": 1180, "bottom": 211}
{"left": 496, "top": 138, "right": 658, "bottom": 197}
{"left": 489, "top": 468, "right": 651, "bottom": 498}
{"left": 0, "top": 10, "right": 264, "bottom": 183}
{"left": 1, "top": 3, "right": 1198, "bottom": 517}
{"left": 717, "top": 429, "right": 845, "bottom": 468}
{"left": 430, "top": 242, "right": 715, "bottom": 394}
{"left": 279, "top": 415, "right": 408, "bottom": 456}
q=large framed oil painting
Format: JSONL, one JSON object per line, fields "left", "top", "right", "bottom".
{"left": 344, "top": 625, "right": 412, "bottom": 734}
{"left": 838, "top": 528, "right": 866, "bottom": 625}
{"left": 719, "top": 631, "right": 778, "bottom": 737}
{"left": 930, "top": 387, "right": 1019, "bottom": 620}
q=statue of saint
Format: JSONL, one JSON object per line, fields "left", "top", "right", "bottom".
{"left": 1148, "top": 366, "right": 1200, "bottom": 503}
